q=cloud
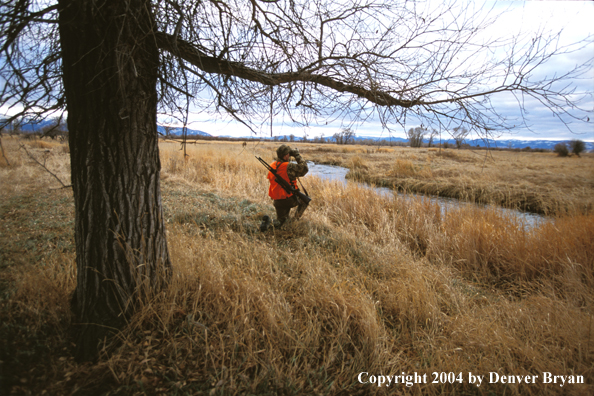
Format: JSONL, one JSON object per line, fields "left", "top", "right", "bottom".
{"left": 173, "top": 1, "right": 594, "bottom": 142}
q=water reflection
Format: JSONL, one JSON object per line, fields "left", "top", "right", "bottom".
{"left": 305, "top": 162, "right": 547, "bottom": 228}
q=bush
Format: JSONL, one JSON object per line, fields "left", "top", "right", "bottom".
{"left": 349, "top": 155, "right": 367, "bottom": 169}
{"left": 569, "top": 139, "right": 586, "bottom": 157}
{"left": 554, "top": 143, "right": 569, "bottom": 157}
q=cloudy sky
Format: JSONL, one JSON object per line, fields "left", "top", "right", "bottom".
{"left": 2, "top": 1, "right": 591, "bottom": 142}
{"left": 177, "top": 0, "right": 593, "bottom": 142}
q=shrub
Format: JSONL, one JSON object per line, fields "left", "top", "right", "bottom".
{"left": 569, "top": 139, "right": 586, "bottom": 157}
{"left": 390, "top": 158, "right": 415, "bottom": 177}
{"left": 349, "top": 155, "right": 367, "bottom": 169}
{"left": 554, "top": 142, "right": 569, "bottom": 157}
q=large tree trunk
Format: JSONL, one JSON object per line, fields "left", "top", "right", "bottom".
{"left": 58, "top": 0, "right": 171, "bottom": 361}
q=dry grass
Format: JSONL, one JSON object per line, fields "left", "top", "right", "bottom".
{"left": 0, "top": 137, "right": 71, "bottom": 196}
{"left": 1, "top": 139, "right": 593, "bottom": 395}
{"left": 387, "top": 159, "right": 433, "bottom": 179}
{"left": 303, "top": 144, "right": 594, "bottom": 215}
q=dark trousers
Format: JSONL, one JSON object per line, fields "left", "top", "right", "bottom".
{"left": 273, "top": 195, "right": 309, "bottom": 225}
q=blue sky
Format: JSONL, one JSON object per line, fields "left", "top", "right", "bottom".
{"left": 2, "top": 1, "right": 591, "bottom": 142}
{"left": 172, "top": 0, "right": 593, "bottom": 142}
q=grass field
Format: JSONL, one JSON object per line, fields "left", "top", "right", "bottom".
{"left": 1, "top": 137, "right": 593, "bottom": 395}
{"left": 301, "top": 143, "right": 594, "bottom": 215}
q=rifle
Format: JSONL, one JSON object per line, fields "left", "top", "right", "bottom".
{"left": 256, "top": 156, "right": 312, "bottom": 204}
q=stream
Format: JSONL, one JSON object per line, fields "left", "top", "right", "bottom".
{"left": 305, "top": 162, "right": 548, "bottom": 228}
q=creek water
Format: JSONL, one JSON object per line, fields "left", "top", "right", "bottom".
{"left": 304, "top": 162, "right": 548, "bottom": 228}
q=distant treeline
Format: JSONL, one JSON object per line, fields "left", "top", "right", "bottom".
{"left": 1, "top": 122, "right": 68, "bottom": 141}
{"left": 159, "top": 134, "right": 560, "bottom": 152}
{"left": 6, "top": 125, "right": 585, "bottom": 154}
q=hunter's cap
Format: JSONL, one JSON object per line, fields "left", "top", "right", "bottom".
{"left": 276, "top": 144, "right": 291, "bottom": 159}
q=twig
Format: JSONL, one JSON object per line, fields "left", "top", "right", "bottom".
{"left": 20, "top": 144, "right": 72, "bottom": 189}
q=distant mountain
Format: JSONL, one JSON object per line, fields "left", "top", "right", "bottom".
{"left": 461, "top": 138, "right": 594, "bottom": 151}
{"left": 263, "top": 134, "right": 593, "bottom": 151}
{"left": 353, "top": 135, "right": 594, "bottom": 150}
{"left": 0, "top": 118, "right": 57, "bottom": 131}
{"left": 1, "top": 119, "right": 213, "bottom": 138}
{"left": 157, "top": 125, "right": 211, "bottom": 137}
{"left": 4, "top": 118, "right": 590, "bottom": 151}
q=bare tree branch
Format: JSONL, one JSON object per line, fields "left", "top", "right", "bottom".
{"left": 151, "top": 0, "right": 592, "bottom": 141}
{"left": 20, "top": 144, "right": 71, "bottom": 189}
{"left": 155, "top": 31, "right": 420, "bottom": 108}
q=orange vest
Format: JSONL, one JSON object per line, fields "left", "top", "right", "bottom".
{"left": 268, "top": 161, "right": 298, "bottom": 200}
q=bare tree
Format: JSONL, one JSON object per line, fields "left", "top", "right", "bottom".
{"left": 569, "top": 139, "right": 586, "bottom": 157}
{"left": 40, "top": 116, "right": 67, "bottom": 140}
{"left": 162, "top": 125, "right": 175, "bottom": 139}
{"left": 427, "top": 129, "right": 438, "bottom": 148}
{"left": 342, "top": 128, "right": 356, "bottom": 144}
{"left": 333, "top": 128, "right": 356, "bottom": 145}
{"left": 406, "top": 126, "right": 426, "bottom": 148}
{"left": 312, "top": 134, "right": 326, "bottom": 143}
{"left": 332, "top": 132, "right": 343, "bottom": 145}
{"left": 452, "top": 126, "right": 470, "bottom": 149}
{"left": 1, "top": 0, "right": 592, "bottom": 360}
{"left": 1, "top": 117, "right": 22, "bottom": 137}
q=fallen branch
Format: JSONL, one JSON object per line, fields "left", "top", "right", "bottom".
{"left": 20, "top": 144, "right": 72, "bottom": 189}
{"left": 159, "top": 136, "right": 204, "bottom": 145}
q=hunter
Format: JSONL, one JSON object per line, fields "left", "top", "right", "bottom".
{"left": 260, "top": 144, "right": 309, "bottom": 231}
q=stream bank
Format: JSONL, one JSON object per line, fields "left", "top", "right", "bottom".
{"left": 305, "top": 162, "right": 548, "bottom": 227}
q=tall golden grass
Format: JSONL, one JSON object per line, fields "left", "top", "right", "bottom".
{"left": 1, "top": 138, "right": 592, "bottom": 395}
{"left": 304, "top": 144, "right": 594, "bottom": 215}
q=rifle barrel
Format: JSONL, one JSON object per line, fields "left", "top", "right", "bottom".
{"left": 256, "top": 156, "right": 311, "bottom": 204}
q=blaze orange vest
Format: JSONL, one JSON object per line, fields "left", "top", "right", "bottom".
{"left": 268, "top": 161, "right": 298, "bottom": 200}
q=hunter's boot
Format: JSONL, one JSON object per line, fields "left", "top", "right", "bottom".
{"left": 260, "top": 215, "right": 271, "bottom": 232}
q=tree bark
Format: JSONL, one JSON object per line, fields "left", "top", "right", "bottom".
{"left": 58, "top": 0, "right": 171, "bottom": 361}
